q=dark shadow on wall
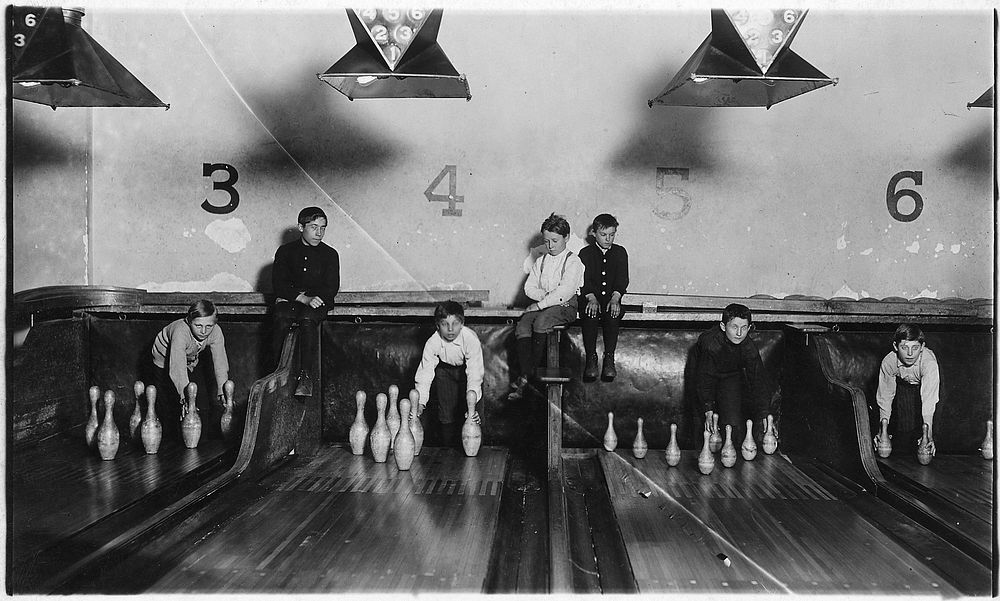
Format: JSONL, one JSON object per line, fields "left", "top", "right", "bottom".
{"left": 607, "top": 58, "right": 718, "bottom": 175}
{"left": 11, "top": 109, "right": 89, "bottom": 168}
{"left": 254, "top": 227, "right": 301, "bottom": 293}
{"left": 236, "top": 60, "right": 407, "bottom": 176}
{"left": 942, "top": 125, "right": 992, "bottom": 176}
{"left": 511, "top": 232, "right": 546, "bottom": 309}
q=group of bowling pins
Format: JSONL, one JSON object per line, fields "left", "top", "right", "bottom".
{"left": 875, "top": 417, "right": 994, "bottom": 464}
{"left": 602, "top": 410, "right": 778, "bottom": 475}
{"left": 348, "top": 385, "right": 482, "bottom": 471}
{"left": 85, "top": 379, "right": 236, "bottom": 460}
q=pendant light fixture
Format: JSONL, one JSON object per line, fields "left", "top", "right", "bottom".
{"left": 649, "top": 9, "right": 835, "bottom": 109}
{"left": 11, "top": 6, "right": 168, "bottom": 109}
{"left": 317, "top": 8, "right": 470, "bottom": 101}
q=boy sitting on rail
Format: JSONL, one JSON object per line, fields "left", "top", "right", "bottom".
{"left": 271, "top": 206, "right": 340, "bottom": 396}
{"left": 412, "top": 301, "right": 483, "bottom": 447}
{"left": 510, "top": 213, "right": 584, "bottom": 400}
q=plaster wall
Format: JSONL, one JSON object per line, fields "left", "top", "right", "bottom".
{"left": 11, "top": 8, "right": 994, "bottom": 303}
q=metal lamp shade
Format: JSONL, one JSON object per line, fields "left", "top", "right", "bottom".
{"left": 12, "top": 7, "right": 168, "bottom": 109}
{"left": 967, "top": 86, "right": 993, "bottom": 109}
{"left": 317, "top": 8, "right": 470, "bottom": 100}
{"left": 649, "top": 34, "right": 837, "bottom": 109}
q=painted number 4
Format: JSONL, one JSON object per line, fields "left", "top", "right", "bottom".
{"left": 424, "top": 165, "right": 464, "bottom": 217}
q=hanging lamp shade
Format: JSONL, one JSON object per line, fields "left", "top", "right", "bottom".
{"left": 967, "top": 86, "right": 993, "bottom": 109}
{"left": 317, "top": 8, "right": 470, "bottom": 100}
{"left": 650, "top": 9, "right": 835, "bottom": 109}
{"left": 11, "top": 6, "right": 168, "bottom": 109}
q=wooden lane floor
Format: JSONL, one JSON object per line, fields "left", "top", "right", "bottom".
{"left": 141, "top": 444, "right": 508, "bottom": 593}
{"left": 879, "top": 454, "right": 993, "bottom": 523}
{"left": 11, "top": 427, "right": 230, "bottom": 561}
{"left": 599, "top": 451, "right": 959, "bottom": 595}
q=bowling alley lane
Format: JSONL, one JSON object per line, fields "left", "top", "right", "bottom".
{"left": 134, "top": 445, "right": 507, "bottom": 593}
{"left": 878, "top": 454, "right": 993, "bottom": 525}
{"left": 10, "top": 428, "right": 231, "bottom": 587}
{"left": 599, "top": 451, "right": 958, "bottom": 595}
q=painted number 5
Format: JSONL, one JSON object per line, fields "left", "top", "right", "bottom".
{"left": 202, "top": 163, "right": 240, "bottom": 214}
{"left": 886, "top": 170, "right": 923, "bottom": 222}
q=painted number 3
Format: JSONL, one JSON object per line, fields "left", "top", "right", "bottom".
{"left": 886, "top": 170, "right": 923, "bottom": 222}
{"left": 202, "top": 163, "right": 240, "bottom": 214}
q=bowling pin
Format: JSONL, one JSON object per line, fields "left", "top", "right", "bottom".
{"left": 129, "top": 380, "right": 144, "bottom": 441}
{"left": 632, "top": 417, "right": 647, "bottom": 459}
{"left": 181, "top": 382, "right": 202, "bottom": 448}
{"left": 85, "top": 386, "right": 100, "bottom": 449}
{"left": 664, "top": 423, "right": 681, "bottom": 467}
{"left": 408, "top": 389, "right": 424, "bottom": 456}
{"left": 708, "top": 412, "right": 722, "bottom": 453}
{"left": 394, "top": 396, "right": 416, "bottom": 470}
{"left": 875, "top": 417, "right": 892, "bottom": 458}
{"left": 603, "top": 412, "right": 618, "bottom": 452}
{"left": 461, "top": 390, "right": 482, "bottom": 457}
{"left": 97, "top": 389, "right": 120, "bottom": 460}
{"left": 982, "top": 420, "right": 994, "bottom": 460}
{"left": 762, "top": 414, "right": 778, "bottom": 455}
{"left": 697, "top": 428, "right": 715, "bottom": 475}
{"left": 386, "top": 385, "right": 401, "bottom": 450}
{"left": 916, "top": 423, "right": 933, "bottom": 466}
{"left": 348, "top": 390, "right": 369, "bottom": 455}
{"left": 220, "top": 379, "right": 235, "bottom": 441}
{"left": 720, "top": 424, "right": 737, "bottom": 468}
{"left": 741, "top": 419, "right": 757, "bottom": 461}
{"left": 370, "top": 392, "right": 391, "bottom": 463}
{"left": 141, "top": 385, "right": 162, "bottom": 454}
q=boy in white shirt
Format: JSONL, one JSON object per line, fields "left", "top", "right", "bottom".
{"left": 510, "top": 213, "right": 584, "bottom": 400}
{"left": 873, "top": 324, "right": 940, "bottom": 458}
{"left": 413, "top": 301, "right": 483, "bottom": 447}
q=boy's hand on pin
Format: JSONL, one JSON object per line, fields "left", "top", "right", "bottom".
{"left": 704, "top": 411, "right": 716, "bottom": 434}
{"left": 586, "top": 297, "right": 600, "bottom": 318}
{"left": 465, "top": 410, "right": 481, "bottom": 424}
{"left": 414, "top": 403, "right": 425, "bottom": 418}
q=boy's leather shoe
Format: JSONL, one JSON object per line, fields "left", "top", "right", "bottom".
{"left": 601, "top": 354, "right": 616, "bottom": 382}
{"left": 583, "top": 353, "right": 599, "bottom": 382}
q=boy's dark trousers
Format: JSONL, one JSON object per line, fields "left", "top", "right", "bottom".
{"left": 705, "top": 373, "right": 768, "bottom": 446}
{"left": 271, "top": 301, "right": 329, "bottom": 372}
{"left": 889, "top": 378, "right": 922, "bottom": 456}
{"left": 430, "top": 362, "right": 467, "bottom": 447}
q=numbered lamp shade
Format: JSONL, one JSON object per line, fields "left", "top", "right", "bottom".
{"left": 317, "top": 8, "right": 470, "bottom": 100}
{"left": 12, "top": 6, "right": 168, "bottom": 109}
{"left": 967, "top": 86, "right": 993, "bottom": 109}
{"left": 649, "top": 9, "right": 836, "bottom": 109}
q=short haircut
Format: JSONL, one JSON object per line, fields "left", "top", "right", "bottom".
{"left": 541, "top": 212, "right": 570, "bottom": 237}
{"left": 721, "top": 303, "right": 752, "bottom": 325}
{"left": 434, "top": 300, "right": 465, "bottom": 323}
{"left": 592, "top": 213, "right": 619, "bottom": 232}
{"left": 893, "top": 323, "right": 925, "bottom": 345}
{"left": 186, "top": 299, "right": 217, "bottom": 323}
{"left": 297, "top": 206, "right": 328, "bottom": 226}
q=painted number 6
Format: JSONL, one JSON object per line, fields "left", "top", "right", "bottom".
{"left": 201, "top": 163, "right": 240, "bottom": 214}
{"left": 886, "top": 170, "right": 923, "bottom": 222}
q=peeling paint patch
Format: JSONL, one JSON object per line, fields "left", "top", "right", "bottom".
{"left": 934, "top": 243, "right": 945, "bottom": 252}
{"left": 836, "top": 235, "right": 847, "bottom": 250}
{"left": 905, "top": 241, "right": 920, "bottom": 254}
{"left": 950, "top": 244, "right": 961, "bottom": 254}
{"left": 914, "top": 288, "right": 938, "bottom": 299}
{"left": 860, "top": 248, "right": 873, "bottom": 255}
{"left": 205, "top": 218, "right": 251, "bottom": 253}
{"left": 833, "top": 284, "right": 860, "bottom": 300}
{"left": 136, "top": 272, "right": 252, "bottom": 292}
